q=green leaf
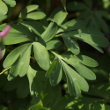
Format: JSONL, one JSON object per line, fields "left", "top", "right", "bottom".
{"left": 0, "top": 14, "right": 7, "bottom": 22}
{"left": 3, "top": 0, "right": 16, "bottom": 7}
{"left": 17, "top": 45, "right": 31, "bottom": 77}
{"left": 26, "top": 5, "right": 39, "bottom": 13}
{"left": 3, "top": 24, "right": 33, "bottom": 45}
{"left": 74, "top": 63, "right": 96, "bottom": 80}
{"left": 50, "top": 10, "right": 68, "bottom": 25}
{"left": 62, "top": 54, "right": 96, "bottom": 80}
{"left": 42, "top": 11, "right": 67, "bottom": 42}
{"left": 95, "top": 11, "right": 109, "bottom": 33}
{"left": 46, "top": 40, "right": 62, "bottom": 50}
{"left": 0, "top": 45, "right": 6, "bottom": 57}
{"left": 42, "top": 22, "right": 58, "bottom": 42}
{"left": 61, "top": 60, "right": 81, "bottom": 96}
{"left": 22, "top": 20, "right": 45, "bottom": 36}
{"left": 27, "top": 11, "right": 46, "bottom": 20}
{"left": 33, "top": 42, "right": 50, "bottom": 71}
{"left": 62, "top": 19, "right": 109, "bottom": 53}
{"left": 3, "top": 33, "right": 31, "bottom": 45}
{"left": 9, "top": 45, "right": 31, "bottom": 77}
{"left": 62, "top": 54, "right": 80, "bottom": 66}
{"left": 3, "top": 43, "right": 30, "bottom": 68}
{"left": 46, "top": 59, "right": 62, "bottom": 86}
{"left": 8, "top": 60, "right": 20, "bottom": 80}
{"left": 57, "top": 19, "right": 77, "bottom": 33}
{"left": 29, "top": 101, "right": 50, "bottom": 110}
{"left": 77, "top": 55, "right": 98, "bottom": 67}
{"left": 63, "top": 35, "right": 80, "bottom": 55}
{"left": 73, "top": 30, "right": 109, "bottom": 53}
{"left": 0, "top": 0, "right": 8, "bottom": 15}
{"left": 27, "top": 66, "right": 37, "bottom": 95}
{"left": 61, "top": 60, "right": 89, "bottom": 96}
{"left": 28, "top": 71, "right": 62, "bottom": 107}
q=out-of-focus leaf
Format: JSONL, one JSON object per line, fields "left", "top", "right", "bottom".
{"left": 26, "top": 5, "right": 39, "bottom": 13}
{"left": 50, "top": 10, "right": 68, "bottom": 25}
{"left": 3, "top": 0, "right": 16, "bottom": 7}
{"left": 16, "top": 77, "right": 30, "bottom": 98}
{"left": 61, "top": 0, "right": 66, "bottom": 11}
{"left": 29, "top": 101, "right": 50, "bottom": 110}
{"left": 0, "top": 14, "right": 7, "bottom": 22}
{"left": 0, "top": 0, "right": 8, "bottom": 15}
{"left": 27, "top": 11, "right": 46, "bottom": 20}
{"left": 0, "top": 106, "right": 8, "bottom": 110}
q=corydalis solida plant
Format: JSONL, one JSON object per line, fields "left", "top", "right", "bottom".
{"left": 0, "top": 25, "right": 11, "bottom": 60}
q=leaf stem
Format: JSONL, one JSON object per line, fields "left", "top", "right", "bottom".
{"left": 0, "top": 67, "right": 11, "bottom": 75}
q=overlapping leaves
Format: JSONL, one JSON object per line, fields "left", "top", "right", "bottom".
{"left": 1, "top": 3, "right": 109, "bottom": 97}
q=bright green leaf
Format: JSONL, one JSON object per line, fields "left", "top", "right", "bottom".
{"left": 27, "top": 11, "right": 46, "bottom": 20}
{"left": 33, "top": 42, "right": 50, "bottom": 71}
{"left": 0, "top": 0, "right": 8, "bottom": 15}
{"left": 3, "top": 43, "right": 30, "bottom": 68}
{"left": 42, "top": 22, "right": 58, "bottom": 42}
{"left": 3, "top": 0, "right": 16, "bottom": 7}
{"left": 26, "top": 5, "right": 39, "bottom": 13}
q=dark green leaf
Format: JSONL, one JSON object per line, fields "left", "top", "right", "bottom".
{"left": 63, "top": 35, "right": 80, "bottom": 55}
{"left": 46, "top": 59, "right": 62, "bottom": 85}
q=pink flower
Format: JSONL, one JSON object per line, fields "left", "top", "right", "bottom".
{"left": 0, "top": 25, "right": 11, "bottom": 60}
{"left": 0, "top": 25, "right": 11, "bottom": 38}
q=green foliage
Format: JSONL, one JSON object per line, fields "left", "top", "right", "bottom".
{"left": 0, "top": 0, "right": 110, "bottom": 110}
